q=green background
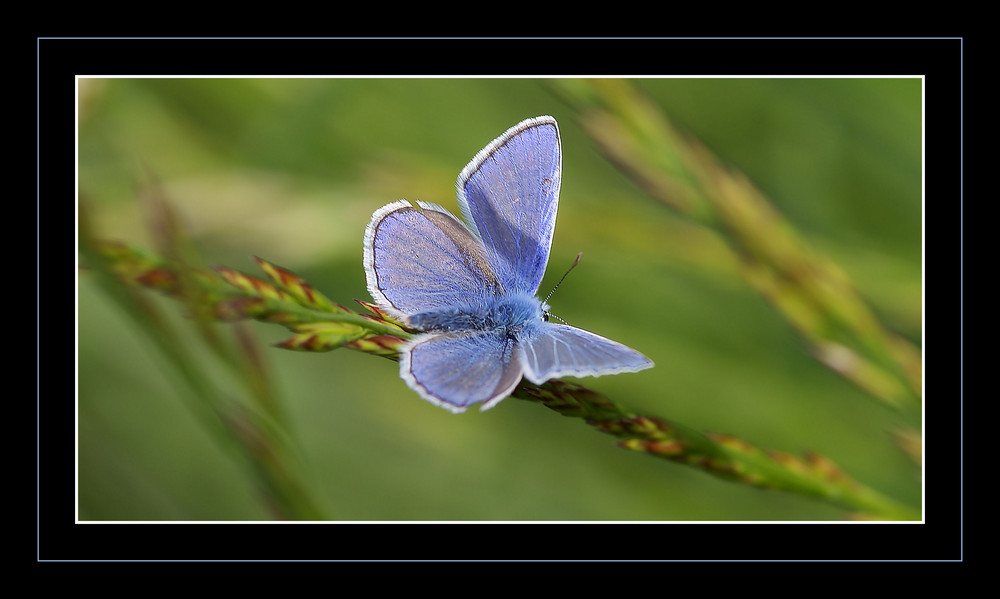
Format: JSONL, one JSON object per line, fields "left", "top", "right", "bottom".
{"left": 77, "top": 77, "right": 922, "bottom": 520}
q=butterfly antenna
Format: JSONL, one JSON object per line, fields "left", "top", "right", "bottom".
{"left": 546, "top": 312, "right": 570, "bottom": 325}
{"left": 544, "top": 252, "right": 583, "bottom": 306}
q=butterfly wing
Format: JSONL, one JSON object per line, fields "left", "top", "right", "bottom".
{"left": 457, "top": 116, "right": 561, "bottom": 296}
{"left": 401, "top": 330, "right": 524, "bottom": 412}
{"left": 364, "top": 200, "right": 502, "bottom": 320}
{"left": 519, "top": 323, "right": 654, "bottom": 385}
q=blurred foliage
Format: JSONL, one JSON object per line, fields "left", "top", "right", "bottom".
{"left": 83, "top": 234, "right": 916, "bottom": 520}
{"left": 77, "top": 77, "right": 921, "bottom": 520}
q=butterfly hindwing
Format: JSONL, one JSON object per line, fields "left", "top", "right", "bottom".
{"left": 401, "top": 330, "right": 524, "bottom": 413}
{"left": 519, "top": 323, "right": 654, "bottom": 385}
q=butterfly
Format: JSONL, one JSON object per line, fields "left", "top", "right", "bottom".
{"left": 363, "top": 116, "right": 653, "bottom": 413}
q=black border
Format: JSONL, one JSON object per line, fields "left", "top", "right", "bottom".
{"left": 47, "top": 37, "right": 961, "bottom": 562}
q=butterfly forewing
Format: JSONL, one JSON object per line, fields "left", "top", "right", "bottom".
{"left": 364, "top": 200, "right": 501, "bottom": 317}
{"left": 457, "top": 116, "right": 561, "bottom": 296}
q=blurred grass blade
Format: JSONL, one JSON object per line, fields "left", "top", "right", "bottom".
{"left": 81, "top": 195, "right": 329, "bottom": 520}
{"left": 891, "top": 426, "right": 923, "bottom": 467}
{"left": 550, "top": 78, "right": 922, "bottom": 410}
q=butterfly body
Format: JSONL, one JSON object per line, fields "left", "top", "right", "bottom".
{"left": 408, "top": 292, "right": 545, "bottom": 335}
{"left": 364, "top": 116, "right": 653, "bottom": 413}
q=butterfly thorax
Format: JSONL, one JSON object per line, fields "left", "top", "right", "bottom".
{"left": 407, "top": 292, "right": 545, "bottom": 336}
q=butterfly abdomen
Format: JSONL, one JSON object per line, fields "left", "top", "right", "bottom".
{"left": 408, "top": 292, "right": 544, "bottom": 336}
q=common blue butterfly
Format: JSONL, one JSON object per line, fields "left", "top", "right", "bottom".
{"left": 363, "top": 116, "right": 653, "bottom": 413}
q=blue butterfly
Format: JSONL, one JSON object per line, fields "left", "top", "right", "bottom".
{"left": 363, "top": 116, "right": 653, "bottom": 413}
